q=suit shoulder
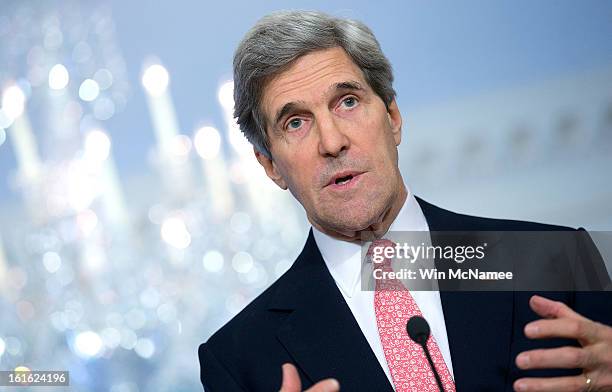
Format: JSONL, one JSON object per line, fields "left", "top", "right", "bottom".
{"left": 455, "top": 211, "right": 574, "bottom": 231}
{"left": 200, "top": 261, "right": 295, "bottom": 354}
{"left": 417, "top": 197, "right": 576, "bottom": 231}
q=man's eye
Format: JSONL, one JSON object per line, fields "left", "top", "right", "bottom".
{"left": 287, "top": 118, "right": 302, "bottom": 130}
{"left": 342, "top": 97, "right": 358, "bottom": 108}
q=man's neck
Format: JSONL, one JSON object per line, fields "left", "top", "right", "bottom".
{"left": 311, "top": 183, "right": 408, "bottom": 243}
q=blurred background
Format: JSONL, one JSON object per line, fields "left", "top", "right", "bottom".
{"left": 0, "top": 0, "right": 611, "bottom": 391}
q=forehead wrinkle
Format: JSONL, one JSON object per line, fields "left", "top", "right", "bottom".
{"left": 269, "top": 52, "right": 365, "bottom": 100}
{"left": 273, "top": 67, "right": 357, "bottom": 99}
{"left": 276, "top": 50, "right": 347, "bottom": 82}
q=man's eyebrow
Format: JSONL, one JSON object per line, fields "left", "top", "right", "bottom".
{"left": 333, "top": 80, "right": 364, "bottom": 92}
{"left": 273, "top": 101, "right": 304, "bottom": 127}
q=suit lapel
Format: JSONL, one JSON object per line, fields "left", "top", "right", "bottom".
{"left": 416, "top": 196, "right": 515, "bottom": 391}
{"left": 268, "top": 231, "right": 394, "bottom": 391}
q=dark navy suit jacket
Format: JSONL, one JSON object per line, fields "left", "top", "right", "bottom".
{"left": 199, "top": 197, "right": 611, "bottom": 391}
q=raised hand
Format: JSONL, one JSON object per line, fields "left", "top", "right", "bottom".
{"left": 514, "top": 295, "right": 612, "bottom": 392}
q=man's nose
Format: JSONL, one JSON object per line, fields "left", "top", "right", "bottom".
{"left": 317, "top": 114, "right": 350, "bottom": 157}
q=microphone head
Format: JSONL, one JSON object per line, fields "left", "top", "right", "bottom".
{"left": 406, "top": 316, "right": 430, "bottom": 345}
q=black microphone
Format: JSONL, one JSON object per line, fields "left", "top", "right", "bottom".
{"left": 406, "top": 316, "right": 445, "bottom": 392}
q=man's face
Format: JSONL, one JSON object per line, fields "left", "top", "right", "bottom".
{"left": 257, "top": 47, "right": 405, "bottom": 238}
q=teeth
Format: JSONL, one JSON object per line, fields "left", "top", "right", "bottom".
{"left": 335, "top": 176, "right": 352, "bottom": 185}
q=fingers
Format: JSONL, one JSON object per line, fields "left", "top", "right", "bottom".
{"left": 524, "top": 318, "right": 599, "bottom": 344}
{"left": 516, "top": 346, "right": 590, "bottom": 370}
{"left": 528, "top": 295, "right": 583, "bottom": 320}
{"left": 280, "top": 363, "right": 340, "bottom": 392}
{"left": 519, "top": 296, "right": 612, "bottom": 391}
{"left": 513, "top": 375, "right": 588, "bottom": 392}
{"left": 305, "top": 379, "right": 340, "bottom": 392}
{"left": 280, "top": 363, "right": 301, "bottom": 392}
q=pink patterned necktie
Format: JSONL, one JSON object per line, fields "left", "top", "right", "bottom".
{"left": 371, "top": 240, "right": 456, "bottom": 392}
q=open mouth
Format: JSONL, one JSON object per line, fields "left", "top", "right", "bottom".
{"left": 327, "top": 171, "right": 364, "bottom": 188}
{"left": 335, "top": 174, "right": 354, "bottom": 185}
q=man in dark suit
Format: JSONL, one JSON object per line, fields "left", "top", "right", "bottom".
{"left": 199, "top": 10, "right": 612, "bottom": 391}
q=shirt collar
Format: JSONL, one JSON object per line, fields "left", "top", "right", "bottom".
{"left": 312, "top": 188, "right": 429, "bottom": 298}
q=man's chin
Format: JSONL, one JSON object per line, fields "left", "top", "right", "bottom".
{"left": 311, "top": 212, "right": 385, "bottom": 240}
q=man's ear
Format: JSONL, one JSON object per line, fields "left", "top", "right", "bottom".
{"left": 387, "top": 99, "right": 403, "bottom": 146}
{"left": 254, "top": 147, "right": 288, "bottom": 190}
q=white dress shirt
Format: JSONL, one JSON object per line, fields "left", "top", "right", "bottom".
{"left": 312, "top": 190, "right": 455, "bottom": 386}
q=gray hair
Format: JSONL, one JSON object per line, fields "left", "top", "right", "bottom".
{"left": 233, "top": 10, "right": 396, "bottom": 159}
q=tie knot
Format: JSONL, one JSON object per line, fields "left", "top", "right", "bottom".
{"left": 371, "top": 239, "right": 396, "bottom": 248}
{"left": 366, "top": 239, "right": 396, "bottom": 266}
